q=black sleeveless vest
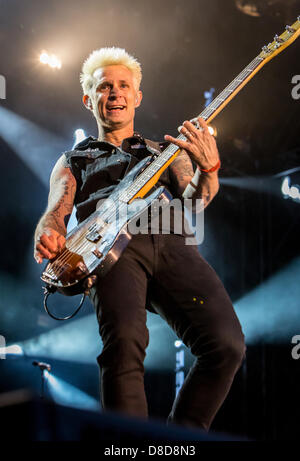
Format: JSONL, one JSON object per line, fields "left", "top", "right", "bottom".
{"left": 64, "top": 135, "right": 176, "bottom": 226}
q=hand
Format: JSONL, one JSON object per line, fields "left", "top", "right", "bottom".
{"left": 34, "top": 228, "right": 66, "bottom": 264}
{"left": 164, "top": 117, "right": 219, "bottom": 171}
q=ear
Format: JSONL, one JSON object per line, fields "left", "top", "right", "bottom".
{"left": 135, "top": 90, "right": 143, "bottom": 108}
{"left": 83, "top": 95, "right": 93, "bottom": 111}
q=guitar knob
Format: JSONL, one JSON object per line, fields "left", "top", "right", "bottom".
{"left": 76, "top": 262, "right": 88, "bottom": 274}
{"left": 92, "top": 248, "right": 103, "bottom": 259}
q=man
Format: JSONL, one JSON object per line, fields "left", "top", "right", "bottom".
{"left": 34, "top": 47, "right": 245, "bottom": 431}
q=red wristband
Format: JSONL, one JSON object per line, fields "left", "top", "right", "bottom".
{"left": 198, "top": 159, "right": 221, "bottom": 173}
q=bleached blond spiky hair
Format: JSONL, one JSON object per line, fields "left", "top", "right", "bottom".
{"left": 80, "top": 47, "right": 142, "bottom": 95}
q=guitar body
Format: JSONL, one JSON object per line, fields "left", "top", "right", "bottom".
{"left": 41, "top": 17, "right": 300, "bottom": 299}
{"left": 41, "top": 156, "right": 172, "bottom": 296}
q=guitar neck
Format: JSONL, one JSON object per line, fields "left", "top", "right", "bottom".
{"left": 121, "top": 17, "right": 300, "bottom": 203}
{"left": 199, "top": 56, "right": 264, "bottom": 123}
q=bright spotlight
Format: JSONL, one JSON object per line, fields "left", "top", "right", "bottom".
{"left": 0, "top": 344, "right": 24, "bottom": 357}
{"left": 39, "top": 51, "right": 62, "bottom": 69}
{"left": 39, "top": 52, "right": 48, "bottom": 64}
{"left": 73, "top": 129, "right": 86, "bottom": 148}
{"left": 45, "top": 372, "right": 100, "bottom": 411}
{"left": 234, "top": 257, "right": 300, "bottom": 344}
{"left": 208, "top": 124, "right": 217, "bottom": 137}
{"left": 174, "top": 340, "right": 183, "bottom": 348}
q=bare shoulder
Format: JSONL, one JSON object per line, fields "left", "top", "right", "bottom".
{"left": 50, "top": 154, "right": 76, "bottom": 186}
{"left": 46, "top": 153, "right": 77, "bottom": 215}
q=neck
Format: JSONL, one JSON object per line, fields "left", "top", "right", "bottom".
{"left": 98, "top": 123, "right": 134, "bottom": 147}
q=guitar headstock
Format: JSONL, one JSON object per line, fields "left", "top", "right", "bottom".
{"left": 259, "top": 17, "right": 300, "bottom": 61}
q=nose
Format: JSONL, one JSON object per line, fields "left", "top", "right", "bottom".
{"left": 108, "top": 84, "right": 121, "bottom": 100}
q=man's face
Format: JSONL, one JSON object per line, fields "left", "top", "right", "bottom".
{"left": 88, "top": 65, "right": 141, "bottom": 129}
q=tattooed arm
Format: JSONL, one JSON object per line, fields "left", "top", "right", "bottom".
{"left": 34, "top": 154, "right": 77, "bottom": 263}
{"left": 169, "top": 149, "right": 219, "bottom": 210}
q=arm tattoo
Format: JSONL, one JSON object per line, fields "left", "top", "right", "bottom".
{"left": 169, "top": 150, "right": 194, "bottom": 196}
{"left": 36, "top": 155, "right": 77, "bottom": 236}
{"left": 185, "top": 171, "right": 219, "bottom": 209}
{"left": 170, "top": 151, "right": 220, "bottom": 209}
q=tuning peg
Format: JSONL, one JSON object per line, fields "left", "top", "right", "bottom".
{"left": 262, "top": 45, "right": 270, "bottom": 53}
{"left": 274, "top": 34, "right": 284, "bottom": 43}
{"left": 273, "top": 34, "right": 284, "bottom": 48}
{"left": 285, "top": 25, "right": 295, "bottom": 33}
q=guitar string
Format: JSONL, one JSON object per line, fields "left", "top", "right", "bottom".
{"left": 47, "top": 46, "right": 291, "bottom": 277}
{"left": 47, "top": 143, "right": 183, "bottom": 277}
{"left": 45, "top": 55, "right": 265, "bottom": 279}
{"left": 47, "top": 199, "right": 133, "bottom": 277}
{"left": 47, "top": 140, "right": 184, "bottom": 275}
{"left": 47, "top": 155, "right": 176, "bottom": 277}
{"left": 46, "top": 57, "right": 264, "bottom": 278}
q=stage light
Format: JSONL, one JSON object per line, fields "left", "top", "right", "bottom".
{"left": 0, "top": 107, "right": 67, "bottom": 186}
{"left": 234, "top": 257, "right": 300, "bottom": 344}
{"left": 39, "top": 51, "right": 62, "bottom": 69}
{"left": 21, "top": 314, "right": 100, "bottom": 364}
{"left": 20, "top": 311, "right": 180, "bottom": 371}
{"left": 174, "top": 340, "right": 183, "bottom": 348}
{"left": 44, "top": 371, "right": 100, "bottom": 411}
{"left": 73, "top": 128, "right": 86, "bottom": 148}
{"left": 0, "top": 344, "right": 24, "bottom": 357}
{"left": 208, "top": 124, "right": 217, "bottom": 137}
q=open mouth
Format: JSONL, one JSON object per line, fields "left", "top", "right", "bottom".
{"left": 106, "top": 105, "right": 126, "bottom": 113}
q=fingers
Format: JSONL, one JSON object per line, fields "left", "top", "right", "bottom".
{"left": 193, "top": 117, "right": 210, "bottom": 135}
{"left": 35, "top": 242, "right": 57, "bottom": 260}
{"left": 34, "top": 250, "right": 44, "bottom": 264}
{"left": 57, "top": 234, "right": 66, "bottom": 250}
{"left": 34, "top": 230, "right": 66, "bottom": 264}
{"left": 165, "top": 118, "right": 210, "bottom": 147}
{"left": 183, "top": 118, "right": 209, "bottom": 138}
{"left": 40, "top": 233, "right": 60, "bottom": 253}
{"left": 164, "top": 134, "right": 191, "bottom": 151}
{"left": 165, "top": 117, "right": 207, "bottom": 150}
{"left": 182, "top": 121, "right": 199, "bottom": 138}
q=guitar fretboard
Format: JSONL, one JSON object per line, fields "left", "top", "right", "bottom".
{"left": 120, "top": 56, "right": 264, "bottom": 203}
{"left": 201, "top": 56, "right": 263, "bottom": 120}
{"left": 118, "top": 17, "right": 300, "bottom": 204}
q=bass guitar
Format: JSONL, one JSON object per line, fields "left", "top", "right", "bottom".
{"left": 41, "top": 18, "right": 300, "bottom": 318}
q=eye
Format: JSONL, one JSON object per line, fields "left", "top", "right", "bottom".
{"left": 98, "top": 83, "right": 110, "bottom": 91}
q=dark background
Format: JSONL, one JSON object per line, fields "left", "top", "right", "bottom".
{"left": 0, "top": 0, "right": 299, "bottom": 441}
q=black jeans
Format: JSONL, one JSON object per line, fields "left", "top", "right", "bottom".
{"left": 90, "top": 233, "right": 246, "bottom": 431}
